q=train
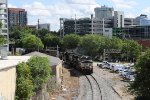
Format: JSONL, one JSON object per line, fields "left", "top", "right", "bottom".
{"left": 60, "top": 52, "right": 93, "bottom": 75}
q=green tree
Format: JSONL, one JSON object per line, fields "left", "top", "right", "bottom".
{"left": 63, "top": 34, "right": 80, "bottom": 49}
{"left": 122, "top": 40, "right": 141, "bottom": 62}
{"left": 81, "top": 34, "right": 102, "bottom": 57}
{"left": 130, "top": 49, "right": 150, "bottom": 99}
{"left": 15, "top": 62, "right": 33, "bottom": 100}
{"left": 21, "top": 34, "right": 44, "bottom": 49}
{"left": 43, "top": 34, "right": 62, "bottom": 47}
{"left": 0, "top": 21, "right": 5, "bottom": 45}
{"left": 27, "top": 56, "right": 51, "bottom": 91}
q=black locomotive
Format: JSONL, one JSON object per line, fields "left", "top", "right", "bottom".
{"left": 60, "top": 52, "right": 93, "bottom": 75}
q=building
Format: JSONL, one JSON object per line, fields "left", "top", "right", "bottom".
{"left": 134, "top": 14, "right": 150, "bottom": 26}
{"left": 94, "top": 5, "right": 114, "bottom": 19}
{"left": 0, "top": 0, "right": 9, "bottom": 53}
{"left": 24, "top": 51, "right": 62, "bottom": 85}
{"left": 27, "top": 25, "right": 36, "bottom": 30}
{"left": 63, "top": 18, "right": 75, "bottom": 34}
{"left": 113, "top": 25, "right": 150, "bottom": 39}
{"left": 76, "top": 18, "right": 91, "bottom": 35}
{"left": 0, "top": 56, "right": 30, "bottom": 100}
{"left": 124, "top": 18, "right": 136, "bottom": 27}
{"left": 8, "top": 8, "right": 27, "bottom": 28}
{"left": 114, "top": 11, "right": 124, "bottom": 28}
{"left": 38, "top": 23, "right": 50, "bottom": 31}
{"left": 62, "top": 6, "right": 126, "bottom": 36}
{"left": 0, "top": 51, "right": 63, "bottom": 100}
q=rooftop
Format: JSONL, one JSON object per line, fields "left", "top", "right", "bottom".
{"left": 24, "top": 51, "right": 62, "bottom": 66}
{"left": 0, "top": 51, "right": 62, "bottom": 70}
{"left": 0, "top": 56, "right": 30, "bottom": 70}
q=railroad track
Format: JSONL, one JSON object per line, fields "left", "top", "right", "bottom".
{"left": 85, "top": 74, "right": 102, "bottom": 100}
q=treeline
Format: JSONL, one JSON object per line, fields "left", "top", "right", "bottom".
{"left": 63, "top": 34, "right": 141, "bottom": 62}
{"left": 10, "top": 26, "right": 141, "bottom": 62}
{"left": 15, "top": 56, "right": 51, "bottom": 100}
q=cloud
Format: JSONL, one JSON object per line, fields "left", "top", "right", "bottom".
{"left": 142, "top": 7, "right": 150, "bottom": 18}
{"left": 108, "top": 0, "right": 138, "bottom": 9}
{"left": 23, "top": 2, "right": 51, "bottom": 16}
{"left": 66, "top": 0, "right": 97, "bottom": 5}
{"left": 143, "top": 7, "right": 150, "bottom": 14}
{"left": 8, "top": 4, "right": 17, "bottom": 8}
{"left": 124, "top": 12, "right": 136, "bottom": 18}
{"left": 20, "top": 0, "right": 101, "bottom": 31}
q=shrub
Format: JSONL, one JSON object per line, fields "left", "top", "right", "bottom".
{"left": 15, "top": 62, "right": 33, "bottom": 100}
{"left": 27, "top": 56, "right": 51, "bottom": 91}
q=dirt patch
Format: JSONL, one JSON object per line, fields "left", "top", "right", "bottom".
{"left": 50, "top": 65, "right": 79, "bottom": 100}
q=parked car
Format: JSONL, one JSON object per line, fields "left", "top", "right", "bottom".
{"left": 126, "top": 71, "right": 136, "bottom": 81}
{"left": 112, "top": 64, "right": 124, "bottom": 72}
{"left": 100, "top": 61, "right": 109, "bottom": 68}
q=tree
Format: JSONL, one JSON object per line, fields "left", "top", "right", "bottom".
{"left": 130, "top": 49, "right": 150, "bottom": 99}
{"left": 0, "top": 21, "right": 5, "bottom": 45}
{"left": 27, "top": 56, "right": 51, "bottom": 91}
{"left": 122, "top": 40, "right": 141, "bottom": 62}
{"left": 63, "top": 34, "right": 80, "bottom": 49}
{"left": 81, "top": 34, "right": 102, "bottom": 57}
{"left": 43, "top": 34, "right": 62, "bottom": 47}
{"left": 21, "top": 34, "right": 44, "bottom": 49}
{"left": 15, "top": 62, "right": 33, "bottom": 100}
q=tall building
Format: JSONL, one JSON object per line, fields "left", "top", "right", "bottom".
{"left": 114, "top": 11, "right": 124, "bottom": 28}
{"left": 0, "top": 0, "right": 9, "bottom": 53}
{"left": 8, "top": 8, "right": 27, "bottom": 28}
{"left": 94, "top": 5, "right": 114, "bottom": 19}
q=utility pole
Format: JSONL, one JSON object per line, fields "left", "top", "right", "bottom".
{"left": 102, "top": 18, "right": 105, "bottom": 35}
{"left": 63, "top": 19, "right": 64, "bottom": 37}
{"left": 75, "top": 14, "right": 77, "bottom": 34}
{"left": 37, "top": 19, "right": 40, "bottom": 52}
{"left": 91, "top": 14, "right": 93, "bottom": 34}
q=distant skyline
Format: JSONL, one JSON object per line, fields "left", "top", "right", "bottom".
{"left": 8, "top": 0, "right": 150, "bottom": 31}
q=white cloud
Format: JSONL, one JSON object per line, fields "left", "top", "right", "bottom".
{"left": 20, "top": 0, "right": 101, "bottom": 31}
{"left": 108, "top": 0, "right": 138, "bottom": 9}
{"left": 66, "top": 0, "right": 97, "bottom": 5}
{"left": 143, "top": 7, "right": 150, "bottom": 14}
{"left": 23, "top": 2, "right": 51, "bottom": 16}
{"left": 124, "top": 12, "right": 136, "bottom": 18}
{"left": 8, "top": 4, "right": 17, "bottom": 8}
{"left": 142, "top": 7, "right": 150, "bottom": 18}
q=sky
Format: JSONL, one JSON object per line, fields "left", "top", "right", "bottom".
{"left": 8, "top": 0, "right": 150, "bottom": 31}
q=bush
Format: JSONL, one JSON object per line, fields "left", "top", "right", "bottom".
{"left": 27, "top": 56, "right": 51, "bottom": 91}
{"left": 130, "top": 49, "right": 150, "bottom": 98}
{"left": 15, "top": 62, "right": 33, "bottom": 100}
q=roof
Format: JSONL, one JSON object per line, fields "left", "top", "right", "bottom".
{"left": 24, "top": 51, "right": 62, "bottom": 66}
{"left": 0, "top": 56, "right": 30, "bottom": 70}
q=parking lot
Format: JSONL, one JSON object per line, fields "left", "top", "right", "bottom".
{"left": 97, "top": 61, "right": 135, "bottom": 82}
{"left": 93, "top": 62, "right": 135, "bottom": 100}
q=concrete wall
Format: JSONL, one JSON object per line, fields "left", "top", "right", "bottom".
{"left": 56, "top": 62, "right": 62, "bottom": 85}
{"left": 0, "top": 66, "right": 16, "bottom": 100}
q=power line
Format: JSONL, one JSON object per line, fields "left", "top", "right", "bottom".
{"left": 67, "top": 2, "right": 97, "bottom": 5}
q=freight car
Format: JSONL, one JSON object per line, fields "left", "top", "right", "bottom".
{"left": 61, "top": 52, "right": 93, "bottom": 74}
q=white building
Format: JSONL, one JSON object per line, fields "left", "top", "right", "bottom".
{"left": 0, "top": 56, "right": 30, "bottom": 100}
{"left": 114, "top": 11, "right": 124, "bottom": 28}
{"left": 94, "top": 5, "right": 114, "bottom": 20}
{"left": 38, "top": 23, "right": 50, "bottom": 31}
{"left": 0, "top": 0, "right": 9, "bottom": 52}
